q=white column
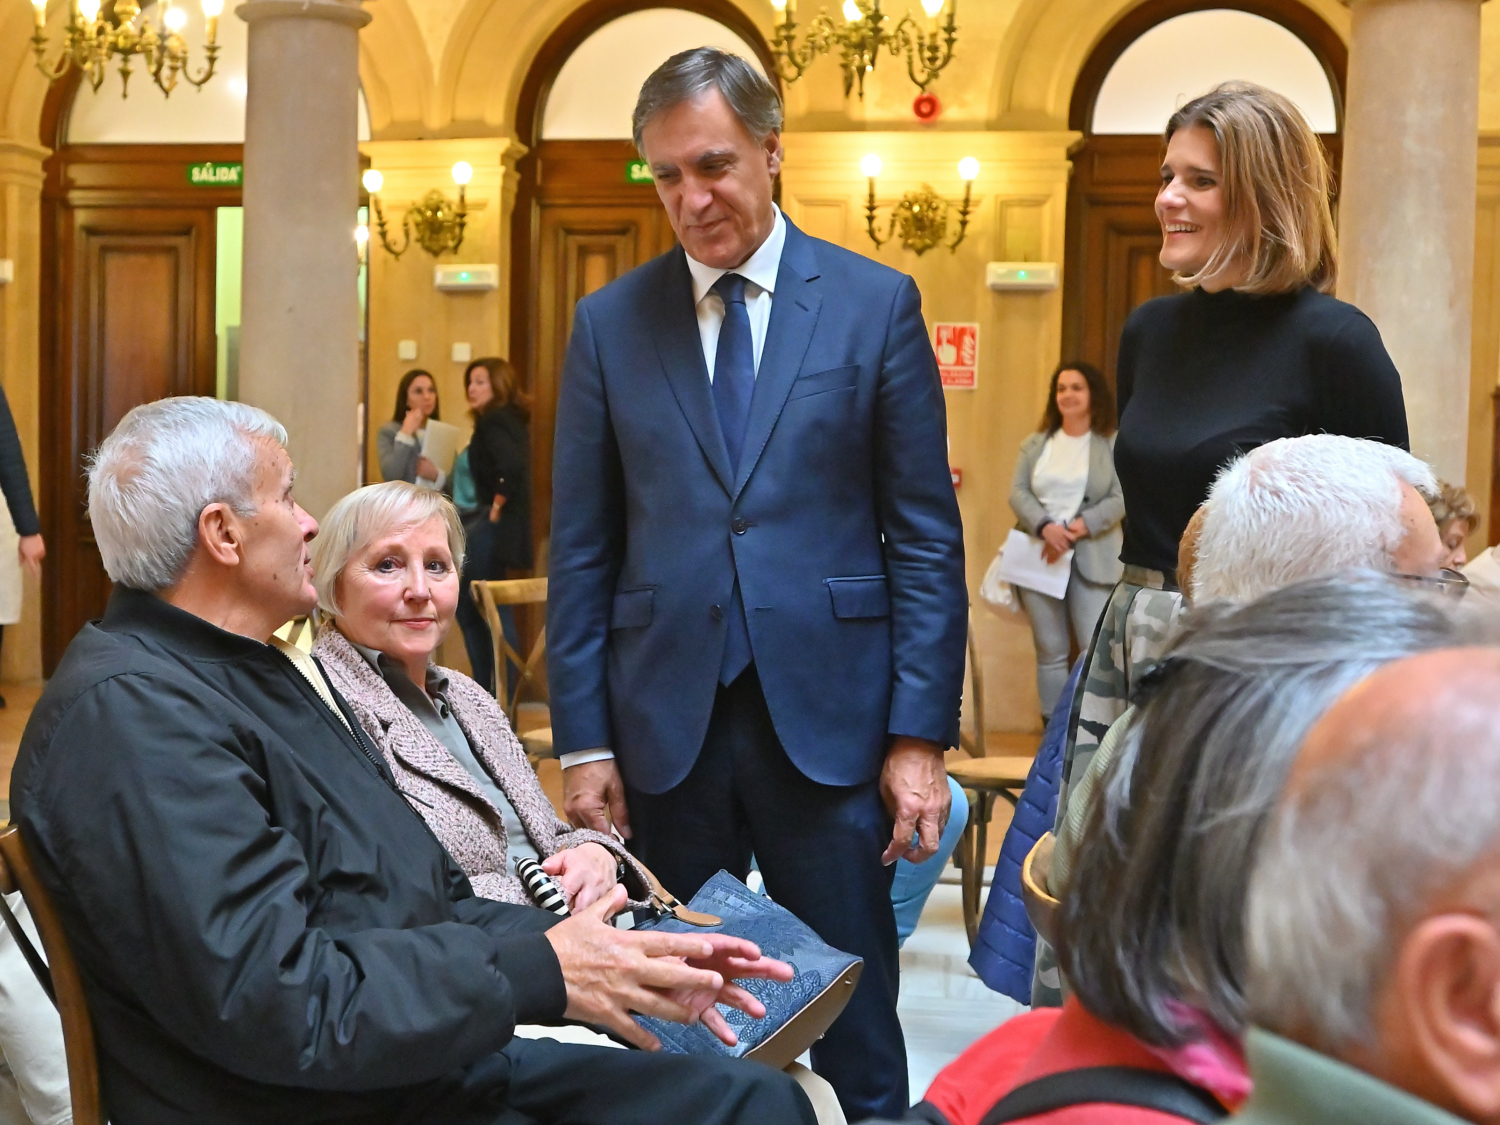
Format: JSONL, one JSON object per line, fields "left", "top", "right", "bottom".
{"left": 1337, "top": 0, "right": 1482, "bottom": 483}
{"left": 236, "top": 0, "right": 370, "bottom": 518}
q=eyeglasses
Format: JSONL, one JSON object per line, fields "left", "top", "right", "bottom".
{"left": 1393, "top": 567, "right": 1470, "bottom": 600}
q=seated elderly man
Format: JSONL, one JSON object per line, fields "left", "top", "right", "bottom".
{"left": 1190, "top": 432, "right": 1450, "bottom": 602}
{"left": 10, "top": 398, "right": 815, "bottom": 1125}
{"left": 1235, "top": 647, "right": 1500, "bottom": 1124}
{"left": 1032, "top": 433, "right": 1454, "bottom": 1008}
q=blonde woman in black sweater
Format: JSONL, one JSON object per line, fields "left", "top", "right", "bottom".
{"left": 1062, "top": 81, "right": 1410, "bottom": 804}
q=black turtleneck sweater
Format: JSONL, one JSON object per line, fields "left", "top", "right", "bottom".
{"left": 1113, "top": 285, "right": 1410, "bottom": 574}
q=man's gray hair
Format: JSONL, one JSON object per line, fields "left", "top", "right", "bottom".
{"left": 1056, "top": 573, "right": 1459, "bottom": 1046}
{"left": 632, "top": 47, "right": 782, "bottom": 152}
{"left": 1247, "top": 650, "right": 1500, "bottom": 1053}
{"left": 1192, "top": 434, "right": 1438, "bottom": 604}
{"left": 311, "top": 481, "right": 466, "bottom": 620}
{"left": 87, "top": 396, "right": 287, "bottom": 592}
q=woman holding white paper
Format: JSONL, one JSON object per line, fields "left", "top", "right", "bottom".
{"left": 377, "top": 368, "right": 448, "bottom": 489}
{"left": 1009, "top": 361, "right": 1124, "bottom": 715}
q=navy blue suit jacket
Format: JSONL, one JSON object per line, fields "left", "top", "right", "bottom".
{"left": 548, "top": 218, "right": 967, "bottom": 795}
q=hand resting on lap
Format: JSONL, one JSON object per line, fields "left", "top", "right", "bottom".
{"left": 544, "top": 886, "right": 793, "bottom": 1050}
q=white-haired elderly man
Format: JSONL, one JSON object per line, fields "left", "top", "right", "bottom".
{"left": 1038, "top": 433, "right": 1455, "bottom": 1005}
{"left": 1191, "top": 432, "right": 1452, "bottom": 602}
{"left": 10, "top": 397, "right": 816, "bottom": 1125}
{"left": 1234, "top": 647, "right": 1500, "bottom": 1124}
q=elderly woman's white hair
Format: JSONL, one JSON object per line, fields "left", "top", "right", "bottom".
{"left": 1191, "top": 434, "right": 1438, "bottom": 605}
{"left": 87, "top": 396, "right": 287, "bottom": 591}
{"left": 312, "top": 482, "right": 466, "bottom": 619}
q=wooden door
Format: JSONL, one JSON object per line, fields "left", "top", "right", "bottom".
{"left": 42, "top": 206, "right": 217, "bottom": 669}
{"left": 1061, "top": 136, "right": 1178, "bottom": 396}
{"left": 519, "top": 140, "right": 677, "bottom": 562}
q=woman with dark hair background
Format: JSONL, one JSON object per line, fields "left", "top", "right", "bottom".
{"left": 453, "top": 357, "right": 532, "bottom": 693}
{"left": 376, "top": 368, "right": 445, "bottom": 488}
{"left": 1008, "top": 361, "right": 1123, "bottom": 716}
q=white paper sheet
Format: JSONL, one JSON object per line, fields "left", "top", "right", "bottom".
{"left": 420, "top": 419, "right": 463, "bottom": 477}
{"left": 995, "top": 527, "right": 1073, "bottom": 599}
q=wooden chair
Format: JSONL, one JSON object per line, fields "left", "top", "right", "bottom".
{"left": 471, "top": 578, "right": 552, "bottom": 762}
{"left": 1020, "top": 832, "right": 1060, "bottom": 946}
{"left": 947, "top": 611, "right": 1034, "bottom": 947}
{"left": 0, "top": 826, "right": 103, "bottom": 1125}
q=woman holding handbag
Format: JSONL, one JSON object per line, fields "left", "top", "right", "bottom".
{"left": 1009, "top": 361, "right": 1123, "bottom": 716}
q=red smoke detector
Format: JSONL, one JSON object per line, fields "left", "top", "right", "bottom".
{"left": 913, "top": 92, "right": 941, "bottom": 123}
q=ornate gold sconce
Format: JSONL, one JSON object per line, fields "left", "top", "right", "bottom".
{"left": 362, "top": 163, "right": 472, "bottom": 260}
{"left": 31, "top": 0, "right": 222, "bottom": 98}
{"left": 769, "top": 0, "right": 958, "bottom": 100}
{"left": 862, "top": 154, "right": 978, "bottom": 255}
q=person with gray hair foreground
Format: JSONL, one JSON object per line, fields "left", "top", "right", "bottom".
{"left": 1234, "top": 647, "right": 1500, "bottom": 1124}
{"left": 10, "top": 397, "right": 815, "bottom": 1125}
{"left": 886, "top": 575, "right": 1459, "bottom": 1125}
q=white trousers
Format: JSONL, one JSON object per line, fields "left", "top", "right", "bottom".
{"left": 0, "top": 895, "right": 70, "bottom": 1125}
{"left": 1020, "top": 570, "right": 1114, "bottom": 716}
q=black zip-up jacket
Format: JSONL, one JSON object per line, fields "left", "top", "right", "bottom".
{"left": 10, "top": 588, "right": 566, "bottom": 1125}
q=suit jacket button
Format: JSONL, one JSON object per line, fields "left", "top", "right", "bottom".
{"left": 710, "top": 604, "right": 724, "bottom": 622}
{"left": 731, "top": 518, "right": 748, "bottom": 534}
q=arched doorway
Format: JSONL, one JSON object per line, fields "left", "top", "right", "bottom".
{"left": 36, "top": 18, "right": 371, "bottom": 671}
{"left": 508, "top": 0, "right": 777, "bottom": 560}
{"left": 1060, "top": 0, "right": 1346, "bottom": 394}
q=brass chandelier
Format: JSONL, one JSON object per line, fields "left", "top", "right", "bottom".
{"left": 769, "top": 0, "right": 958, "bottom": 100}
{"left": 31, "top": 0, "right": 223, "bottom": 98}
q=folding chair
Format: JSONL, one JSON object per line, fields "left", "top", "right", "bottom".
{"left": 471, "top": 578, "right": 552, "bottom": 763}
{"left": 946, "top": 611, "right": 1034, "bottom": 946}
{"left": 0, "top": 826, "right": 104, "bottom": 1125}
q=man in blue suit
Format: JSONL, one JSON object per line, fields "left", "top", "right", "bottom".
{"left": 548, "top": 48, "right": 967, "bottom": 1119}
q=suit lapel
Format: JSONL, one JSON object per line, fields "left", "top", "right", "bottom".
{"left": 733, "top": 220, "right": 822, "bottom": 498}
{"left": 652, "top": 249, "right": 735, "bottom": 494}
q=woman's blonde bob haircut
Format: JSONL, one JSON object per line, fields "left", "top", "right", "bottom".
{"left": 1165, "top": 81, "right": 1337, "bottom": 295}
{"left": 311, "top": 481, "right": 466, "bottom": 620}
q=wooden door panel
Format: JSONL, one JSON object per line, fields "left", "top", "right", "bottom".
{"left": 43, "top": 207, "right": 216, "bottom": 670}
{"left": 531, "top": 202, "right": 675, "bottom": 559}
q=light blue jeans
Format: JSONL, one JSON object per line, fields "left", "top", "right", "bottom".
{"left": 891, "top": 776, "right": 969, "bottom": 947}
{"left": 1019, "top": 571, "right": 1114, "bottom": 715}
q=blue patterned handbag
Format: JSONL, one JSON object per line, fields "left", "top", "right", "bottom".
{"left": 630, "top": 870, "right": 864, "bottom": 1069}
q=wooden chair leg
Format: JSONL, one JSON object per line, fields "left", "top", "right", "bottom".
{"left": 958, "top": 788, "right": 981, "bottom": 947}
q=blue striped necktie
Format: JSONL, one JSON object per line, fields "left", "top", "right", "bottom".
{"left": 711, "top": 272, "right": 754, "bottom": 684}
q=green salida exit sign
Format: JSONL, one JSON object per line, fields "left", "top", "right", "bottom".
{"left": 625, "top": 160, "right": 653, "bottom": 184}
{"left": 187, "top": 161, "right": 243, "bottom": 187}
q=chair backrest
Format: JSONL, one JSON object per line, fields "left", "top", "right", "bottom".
{"left": 0, "top": 826, "right": 104, "bottom": 1125}
{"left": 960, "top": 609, "right": 988, "bottom": 757}
{"left": 1021, "top": 832, "right": 1060, "bottom": 945}
{"left": 471, "top": 577, "right": 549, "bottom": 718}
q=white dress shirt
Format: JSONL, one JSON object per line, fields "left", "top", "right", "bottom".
{"left": 558, "top": 206, "right": 787, "bottom": 773}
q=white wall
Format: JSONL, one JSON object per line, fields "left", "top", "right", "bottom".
{"left": 68, "top": 2, "right": 369, "bottom": 144}
{"left": 541, "top": 8, "right": 764, "bottom": 141}
{"left": 1093, "top": 9, "right": 1338, "bottom": 134}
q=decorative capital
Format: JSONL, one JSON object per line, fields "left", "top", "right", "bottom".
{"left": 235, "top": 0, "right": 371, "bottom": 29}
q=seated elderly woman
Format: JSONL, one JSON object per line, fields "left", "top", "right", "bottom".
{"left": 892, "top": 575, "right": 1458, "bottom": 1125}
{"left": 310, "top": 481, "right": 641, "bottom": 911}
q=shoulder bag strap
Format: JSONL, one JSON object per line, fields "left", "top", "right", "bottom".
{"left": 979, "top": 1065, "right": 1228, "bottom": 1125}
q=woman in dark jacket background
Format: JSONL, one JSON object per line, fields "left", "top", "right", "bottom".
{"left": 454, "top": 357, "right": 532, "bottom": 693}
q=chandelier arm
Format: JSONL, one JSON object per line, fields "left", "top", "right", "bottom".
{"left": 31, "top": 34, "right": 77, "bottom": 81}
{"left": 947, "top": 182, "right": 974, "bottom": 253}
{"left": 371, "top": 198, "right": 409, "bottom": 261}
{"left": 179, "top": 44, "right": 220, "bottom": 91}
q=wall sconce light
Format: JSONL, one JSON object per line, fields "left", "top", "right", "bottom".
{"left": 32, "top": 0, "right": 223, "bottom": 98}
{"left": 354, "top": 222, "right": 369, "bottom": 266}
{"left": 769, "top": 0, "right": 958, "bottom": 101}
{"left": 862, "top": 154, "right": 978, "bottom": 254}
{"left": 362, "top": 162, "right": 472, "bottom": 260}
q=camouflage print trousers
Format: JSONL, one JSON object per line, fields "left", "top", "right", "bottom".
{"left": 1031, "top": 566, "right": 1185, "bottom": 1007}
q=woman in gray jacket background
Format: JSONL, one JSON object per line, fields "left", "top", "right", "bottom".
{"left": 1009, "top": 361, "right": 1124, "bottom": 714}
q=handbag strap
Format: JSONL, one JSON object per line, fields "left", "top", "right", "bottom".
{"left": 979, "top": 1066, "right": 1227, "bottom": 1125}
